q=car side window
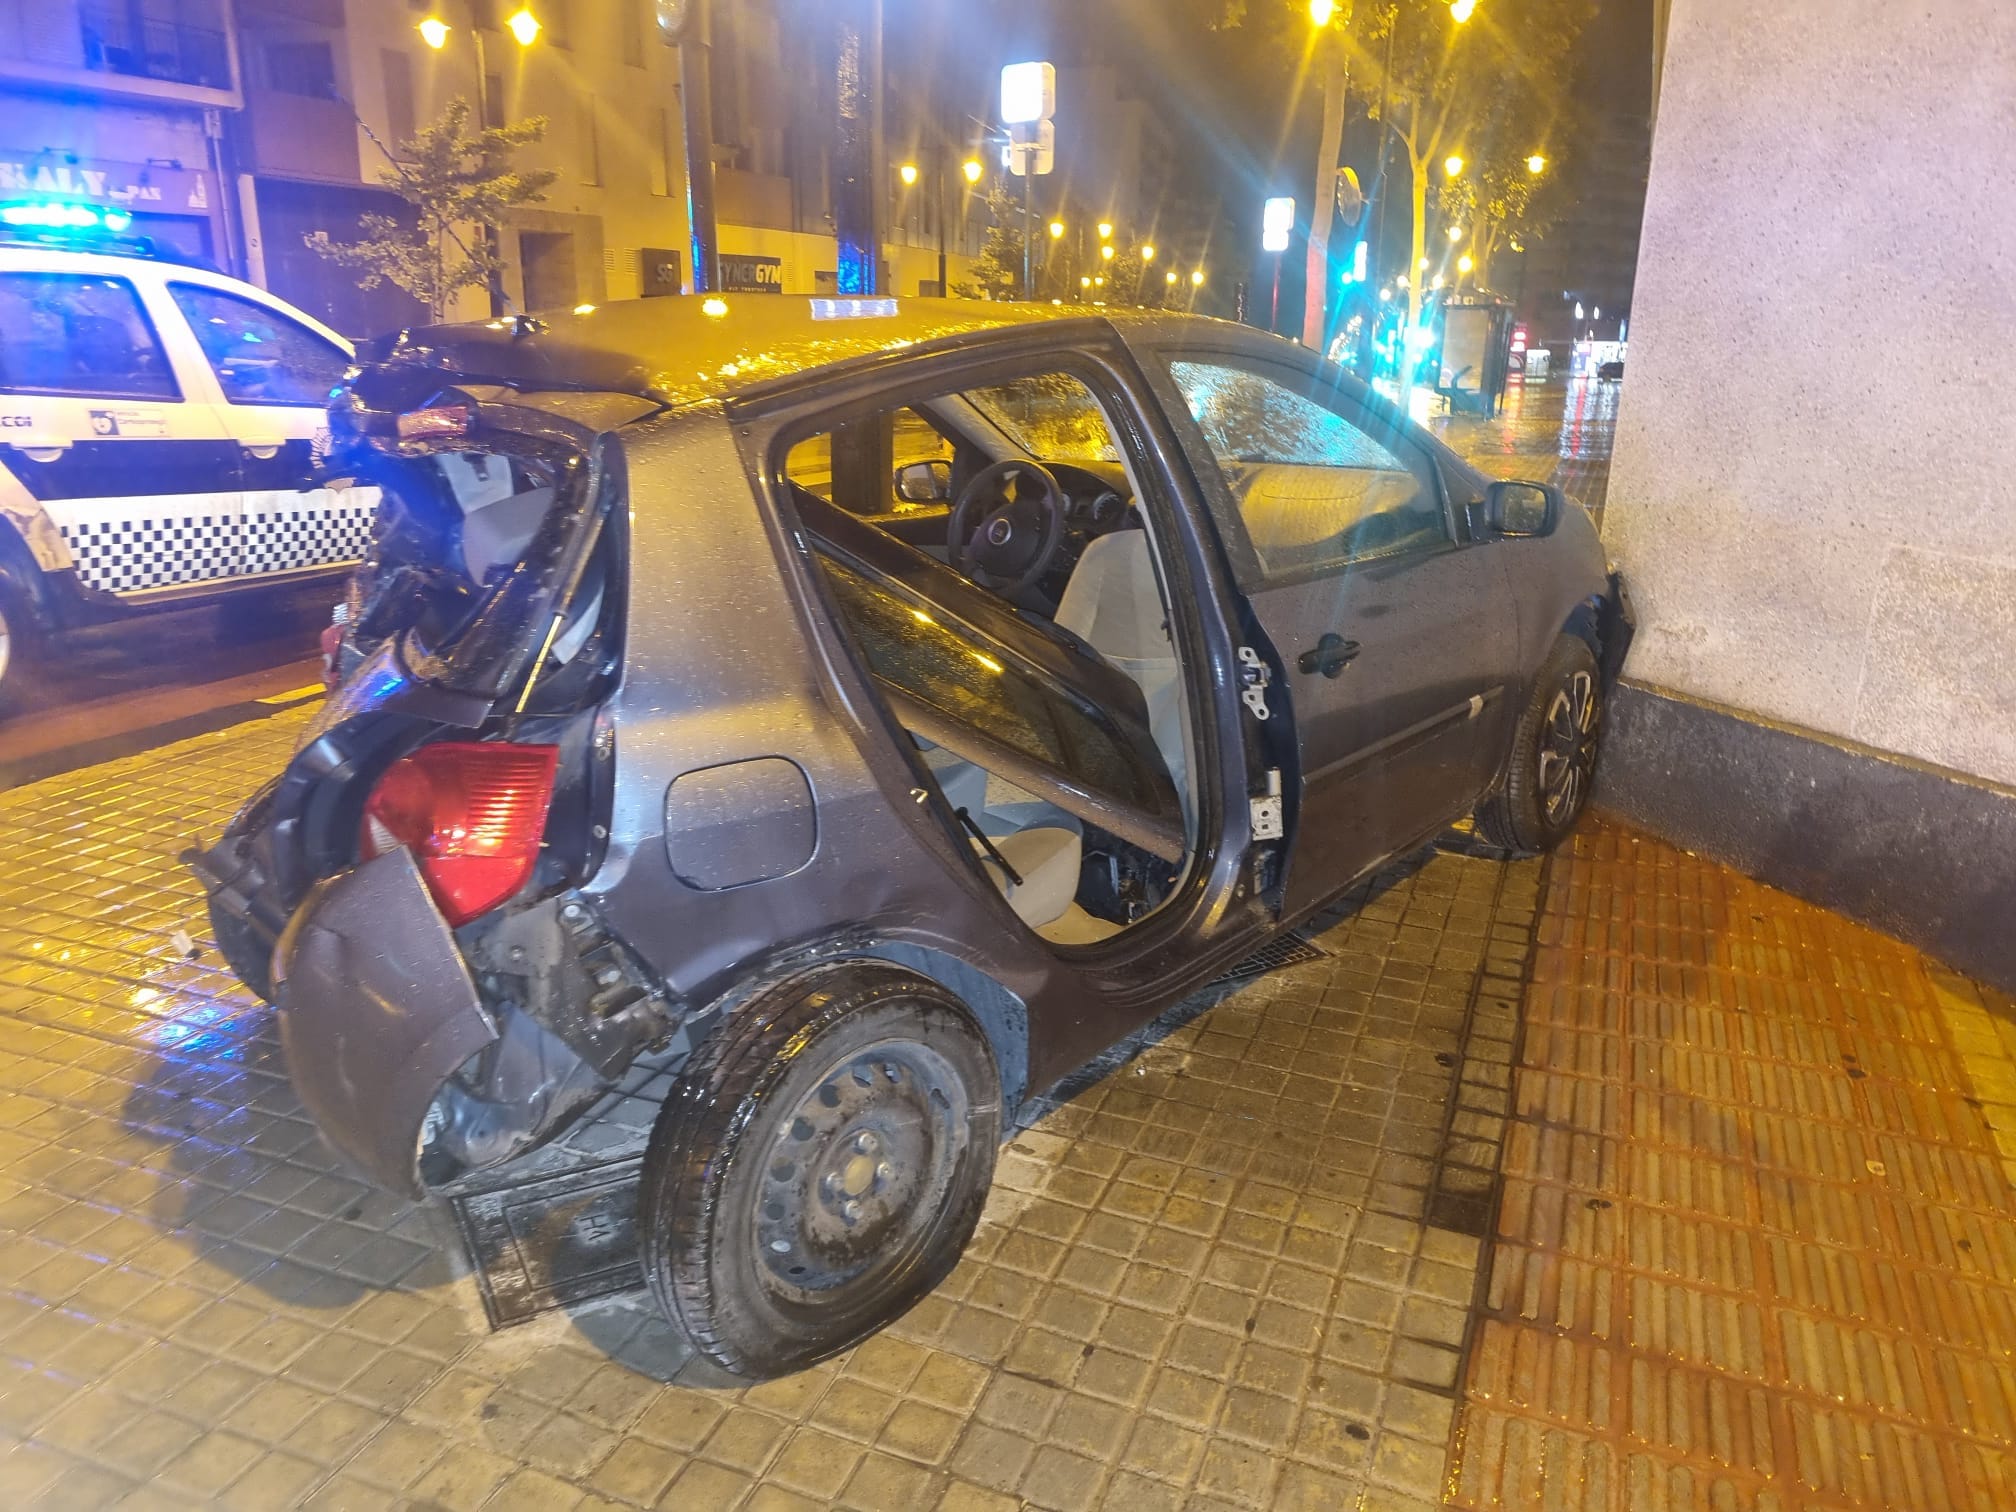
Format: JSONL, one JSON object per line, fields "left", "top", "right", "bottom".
{"left": 167, "top": 283, "right": 350, "bottom": 407}
{"left": 0, "top": 273, "right": 179, "bottom": 401}
{"left": 1169, "top": 359, "right": 1447, "bottom": 577}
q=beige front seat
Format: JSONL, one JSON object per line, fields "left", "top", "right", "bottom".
{"left": 1054, "top": 530, "right": 1190, "bottom": 817}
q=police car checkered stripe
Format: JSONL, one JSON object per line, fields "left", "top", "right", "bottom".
{"left": 46, "top": 489, "right": 379, "bottom": 596}
{"left": 241, "top": 492, "right": 378, "bottom": 577}
{"left": 52, "top": 498, "right": 239, "bottom": 594}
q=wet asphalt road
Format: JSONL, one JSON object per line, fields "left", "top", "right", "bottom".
{"left": 1430, "top": 374, "right": 1620, "bottom": 524}
{"left": 0, "top": 580, "right": 333, "bottom": 787}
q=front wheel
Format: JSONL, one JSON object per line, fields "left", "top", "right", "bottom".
{"left": 1475, "top": 634, "right": 1604, "bottom": 856}
{"left": 639, "top": 963, "right": 1002, "bottom": 1378}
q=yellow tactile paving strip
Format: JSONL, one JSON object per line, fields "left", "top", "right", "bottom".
{"left": 1450, "top": 819, "right": 2016, "bottom": 1512}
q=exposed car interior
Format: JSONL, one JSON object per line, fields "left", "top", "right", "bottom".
{"left": 783, "top": 372, "right": 1198, "bottom": 946}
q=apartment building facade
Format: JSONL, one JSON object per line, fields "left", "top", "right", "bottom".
{"left": 0, "top": 0, "right": 243, "bottom": 264}
{"left": 2, "top": 0, "right": 983, "bottom": 339}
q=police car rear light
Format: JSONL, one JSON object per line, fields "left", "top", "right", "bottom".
{"left": 361, "top": 742, "right": 559, "bottom": 926}
{"left": 397, "top": 404, "right": 472, "bottom": 441}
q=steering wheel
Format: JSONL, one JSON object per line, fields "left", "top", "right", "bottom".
{"left": 947, "top": 458, "right": 1069, "bottom": 598}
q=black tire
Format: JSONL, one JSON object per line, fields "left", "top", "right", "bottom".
{"left": 640, "top": 962, "right": 1002, "bottom": 1378}
{"left": 0, "top": 573, "right": 42, "bottom": 714}
{"left": 1475, "top": 634, "right": 1604, "bottom": 856}
{"left": 208, "top": 781, "right": 281, "bottom": 1004}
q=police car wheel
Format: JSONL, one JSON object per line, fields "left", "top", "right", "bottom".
{"left": 0, "top": 578, "right": 40, "bottom": 708}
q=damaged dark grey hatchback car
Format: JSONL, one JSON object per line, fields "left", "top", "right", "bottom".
{"left": 189, "top": 296, "right": 1632, "bottom": 1378}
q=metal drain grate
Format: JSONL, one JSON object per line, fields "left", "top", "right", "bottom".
{"left": 1210, "top": 932, "right": 1327, "bottom": 987}
{"left": 448, "top": 1156, "right": 647, "bottom": 1328}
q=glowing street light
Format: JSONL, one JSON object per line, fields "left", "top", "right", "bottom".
{"left": 1378, "top": 286, "right": 1393, "bottom": 301}
{"left": 1574, "top": 301, "right": 1585, "bottom": 320}
{"left": 1430, "top": 273, "right": 1445, "bottom": 290}
{"left": 1100, "top": 243, "right": 1115, "bottom": 261}
{"left": 963, "top": 159, "right": 984, "bottom": 185}
{"left": 1308, "top": 0, "right": 1335, "bottom": 23}
{"left": 1140, "top": 244, "right": 1155, "bottom": 262}
{"left": 1457, "top": 253, "right": 1474, "bottom": 274}
{"left": 1444, "top": 154, "right": 1464, "bottom": 179}
{"left": 1165, "top": 270, "right": 1178, "bottom": 285}
{"left": 1527, "top": 153, "right": 1547, "bottom": 174}
{"left": 505, "top": 6, "right": 540, "bottom": 45}
{"left": 1080, "top": 275, "right": 1092, "bottom": 288}
{"left": 1048, "top": 220, "right": 1065, "bottom": 239}
{"left": 1418, "top": 256, "right": 1430, "bottom": 270}
{"left": 1446, "top": 224, "right": 1463, "bottom": 242}
{"left": 1451, "top": 0, "right": 1477, "bottom": 22}
{"left": 418, "top": 15, "right": 450, "bottom": 48}
{"left": 898, "top": 162, "right": 919, "bottom": 187}
{"left": 1094, "top": 276, "right": 1105, "bottom": 287}
{"left": 1191, "top": 268, "right": 1206, "bottom": 286}
{"left": 1097, "top": 221, "right": 1113, "bottom": 240}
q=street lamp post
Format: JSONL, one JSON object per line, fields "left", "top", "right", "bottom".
{"left": 902, "top": 155, "right": 982, "bottom": 296}
{"left": 420, "top": 7, "right": 545, "bottom": 316}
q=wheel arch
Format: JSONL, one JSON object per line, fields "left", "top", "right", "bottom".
{"left": 1558, "top": 593, "right": 1603, "bottom": 658}
{"left": 0, "top": 513, "right": 53, "bottom": 632}
{"left": 687, "top": 937, "right": 1031, "bottom": 1120}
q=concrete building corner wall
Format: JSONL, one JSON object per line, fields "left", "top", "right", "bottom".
{"left": 1605, "top": 0, "right": 2016, "bottom": 787}
{"left": 1600, "top": 0, "right": 2016, "bottom": 987}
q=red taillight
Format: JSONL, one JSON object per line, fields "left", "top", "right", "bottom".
{"left": 361, "top": 742, "right": 559, "bottom": 926}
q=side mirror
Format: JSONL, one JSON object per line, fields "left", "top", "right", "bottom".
{"left": 894, "top": 458, "right": 953, "bottom": 504}
{"left": 1485, "top": 479, "right": 1562, "bottom": 537}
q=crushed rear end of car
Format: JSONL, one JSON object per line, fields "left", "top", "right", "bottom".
{"left": 185, "top": 352, "right": 682, "bottom": 1199}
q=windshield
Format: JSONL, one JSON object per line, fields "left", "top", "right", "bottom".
{"left": 964, "top": 373, "right": 1121, "bottom": 464}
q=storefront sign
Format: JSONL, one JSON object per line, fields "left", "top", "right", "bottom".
{"left": 0, "top": 154, "right": 213, "bottom": 214}
{"left": 640, "top": 247, "right": 682, "bottom": 297}
{"left": 720, "top": 254, "right": 784, "bottom": 294}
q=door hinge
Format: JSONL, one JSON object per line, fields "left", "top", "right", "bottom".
{"left": 1237, "top": 645, "right": 1273, "bottom": 721}
{"left": 1249, "top": 767, "right": 1284, "bottom": 841}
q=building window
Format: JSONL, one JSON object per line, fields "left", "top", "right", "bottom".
{"left": 263, "top": 40, "right": 336, "bottom": 100}
{"left": 621, "top": 0, "right": 646, "bottom": 69}
{"left": 651, "top": 109, "right": 673, "bottom": 197}
{"left": 79, "top": 0, "right": 233, "bottom": 90}
{"left": 543, "top": 0, "right": 572, "bottom": 49}
{"left": 381, "top": 49, "right": 417, "bottom": 150}
{"left": 579, "top": 105, "right": 601, "bottom": 186}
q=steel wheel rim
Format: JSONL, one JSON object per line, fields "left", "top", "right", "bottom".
{"left": 1537, "top": 669, "right": 1597, "bottom": 824}
{"left": 753, "top": 1037, "right": 970, "bottom": 1306}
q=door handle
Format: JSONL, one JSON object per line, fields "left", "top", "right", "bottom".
{"left": 242, "top": 442, "right": 282, "bottom": 460}
{"left": 1297, "top": 633, "right": 1360, "bottom": 678}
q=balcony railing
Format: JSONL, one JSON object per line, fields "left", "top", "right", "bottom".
{"left": 79, "top": 3, "right": 233, "bottom": 91}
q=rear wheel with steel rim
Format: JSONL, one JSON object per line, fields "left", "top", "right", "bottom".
{"left": 1475, "top": 634, "right": 1604, "bottom": 855}
{"left": 639, "top": 963, "right": 1001, "bottom": 1378}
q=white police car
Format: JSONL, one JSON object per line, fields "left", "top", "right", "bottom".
{"left": 0, "top": 214, "right": 379, "bottom": 701}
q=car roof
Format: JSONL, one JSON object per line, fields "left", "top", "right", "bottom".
{"left": 0, "top": 243, "right": 356, "bottom": 355}
{"left": 366, "top": 296, "right": 1234, "bottom": 410}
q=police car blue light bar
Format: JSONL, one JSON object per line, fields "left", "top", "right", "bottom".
{"left": 1, "top": 200, "right": 135, "bottom": 233}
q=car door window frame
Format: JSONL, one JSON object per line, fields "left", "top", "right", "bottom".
{"left": 0, "top": 270, "right": 183, "bottom": 403}
{"left": 165, "top": 280, "right": 351, "bottom": 409}
{"left": 734, "top": 330, "right": 1256, "bottom": 965}
{"left": 765, "top": 357, "right": 1170, "bottom": 820}
{"left": 1142, "top": 344, "right": 1460, "bottom": 595}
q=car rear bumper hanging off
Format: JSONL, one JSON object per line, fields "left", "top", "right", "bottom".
{"left": 273, "top": 848, "right": 499, "bottom": 1199}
